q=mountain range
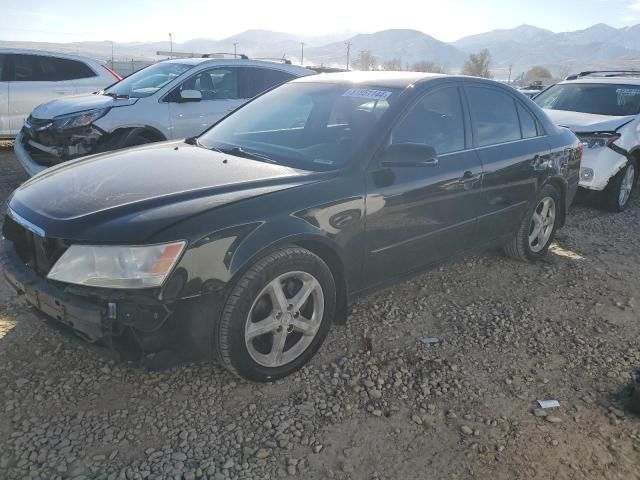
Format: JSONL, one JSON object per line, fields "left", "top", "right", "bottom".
{"left": 3, "top": 23, "right": 640, "bottom": 79}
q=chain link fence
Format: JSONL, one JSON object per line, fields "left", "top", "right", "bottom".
{"left": 109, "top": 60, "right": 157, "bottom": 78}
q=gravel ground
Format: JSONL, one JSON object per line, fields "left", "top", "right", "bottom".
{"left": 0, "top": 144, "right": 639, "bottom": 480}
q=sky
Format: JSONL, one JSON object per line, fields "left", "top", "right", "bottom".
{"left": 2, "top": 0, "right": 640, "bottom": 44}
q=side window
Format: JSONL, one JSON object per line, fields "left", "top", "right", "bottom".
{"left": 11, "top": 55, "right": 36, "bottom": 81}
{"left": 241, "top": 67, "right": 295, "bottom": 98}
{"left": 516, "top": 102, "right": 538, "bottom": 139}
{"left": 391, "top": 86, "right": 465, "bottom": 155}
{"left": 181, "top": 67, "right": 239, "bottom": 100}
{"left": 0, "top": 55, "right": 4, "bottom": 81}
{"left": 467, "top": 86, "right": 521, "bottom": 147}
{"left": 51, "top": 58, "right": 96, "bottom": 80}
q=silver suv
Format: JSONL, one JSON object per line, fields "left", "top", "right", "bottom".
{"left": 14, "top": 57, "right": 313, "bottom": 176}
{"left": 0, "top": 49, "right": 121, "bottom": 139}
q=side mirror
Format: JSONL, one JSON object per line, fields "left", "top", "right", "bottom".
{"left": 380, "top": 143, "right": 439, "bottom": 167}
{"left": 180, "top": 89, "right": 202, "bottom": 102}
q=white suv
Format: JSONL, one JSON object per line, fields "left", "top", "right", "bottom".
{"left": 534, "top": 71, "right": 640, "bottom": 211}
{"left": 0, "top": 49, "right": 121, "bottom": 139}
{"left": 14, "top": 57, "right": 313, "bottom": 176}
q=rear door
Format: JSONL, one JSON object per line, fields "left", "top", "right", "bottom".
{"left": 6, "top": 54, "right": 77, "bottom": 134}
{"left": 0, "top": 54, "right": 8, "bottom": 137}
{"left": 464, "top": 84, "right": 550, "bottom": 240}
{"left": 167, "top": 66, "right": 244, "bottom": 139}
{"left": 363, "top": 84, "right": 483, "bottom": 286}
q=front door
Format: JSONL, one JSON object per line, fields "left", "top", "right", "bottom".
{"left": 167, "top": 66, "right": 245, "bottom": 139}
{"left": 363, "top": 85, "right": 483, "bottom": 287}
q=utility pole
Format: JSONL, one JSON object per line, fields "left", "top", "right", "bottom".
{"left": 233, "top": 42, "right": 238, "bottom": 57}
{"left": 168, "top": 33, "right": 173, "bottom": 58}
{"left": 360, "top": 50, "right": 365, "bottom": 71}
{"left": 105, "top": 40, "right": 114, "bottom": 69}
{"left": 345, "top": 41, "right": 351, "bottom": 71}
{"left": 300, "top": 42, "right": 305, "bottom": 66}
{"left": 508, "top": 63, "right": 513, "bottom": 83}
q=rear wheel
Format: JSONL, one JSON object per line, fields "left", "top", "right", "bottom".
{"left": 504, "top": 184, "right": 561, "bottom": 262}
{"left": 602, "top": 159, "right": 636, "bottom": 212}
{"left": 216, "top": 247, "right": 336, "bottom": 382}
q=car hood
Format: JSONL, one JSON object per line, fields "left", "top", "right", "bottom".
{"left": 31, "top": 93, "right": 138, "bottom": 119}
{"left": 543, "top": 109, "right": 635, "bottom": 133}
{"left": 9, "top": 141, "right": 321, "bottom": 242}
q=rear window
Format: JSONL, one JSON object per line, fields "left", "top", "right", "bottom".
{"left": 534, "top": 83, "right": 640, "bottom": 116}
{"left": 5, "top": 54, "right": 95, "bottom": 81}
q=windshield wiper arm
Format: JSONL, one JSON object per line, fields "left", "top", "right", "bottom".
{"left": 103, "top": 92, "right": 130, "bottom": 99}
{"left": 217, "top": 146, "right": 279, "bottom": 164}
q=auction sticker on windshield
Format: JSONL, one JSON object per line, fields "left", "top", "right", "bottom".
{"left": 342, "top": 88, "right": 392, "bottom": 100}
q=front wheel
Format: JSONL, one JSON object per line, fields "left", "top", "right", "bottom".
{"left": 216, "top": 246, "right": 336, "bottom": 382}
{"left": 603, "top": 160, "right": 636, "bottom": 212}
{"left": 504, "top": 184, "right": 561, "bottom": 262}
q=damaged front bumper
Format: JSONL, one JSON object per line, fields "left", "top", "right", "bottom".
{"left": 0, "top": 240, "right": 223, "bottom": 368}
{"left": 14, "top": 121, "right": 106, "bottom": 176}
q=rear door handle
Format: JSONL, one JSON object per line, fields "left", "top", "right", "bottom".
{"left": 459, "top": 171, "right": 481, "bottom": 183}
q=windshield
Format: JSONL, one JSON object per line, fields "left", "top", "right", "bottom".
{"left": 534, "top": 83, "right": 640, "bottom": 116}
{"left": 198, "top": 82, "right": 400, "bottom": 170}
{"left": 105, "top": 62, "right": 191, "bottom": 98}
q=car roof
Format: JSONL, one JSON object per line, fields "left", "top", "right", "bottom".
{"left": 560, "top": 77, "right": 640, "bottom": 86}
{"left": 292, "top": 71, "right": 514, "bottom": 90}
{"left": 0, "top": 47, "right": 104, "bottom": 65}
{"left": 160, "top": 57, "right": 313, "bottom": 74}
{"left": 292, "top": 71, "right": 447, "bottom": 88}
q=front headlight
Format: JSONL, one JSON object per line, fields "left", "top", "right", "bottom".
{"left": 52, "top": 108, "right": 109, "bottom": 130}
{"left": 47, "top": 241, "right": 186, "bottom": 289}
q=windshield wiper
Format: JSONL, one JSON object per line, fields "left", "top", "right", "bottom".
{"left": 216, "top": 146, "right": 279, "bottom": 164}
{"left": 103, "top": 92, "right": 130, "bottom": 100}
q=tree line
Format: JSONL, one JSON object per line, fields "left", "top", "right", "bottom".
{"left": 352, "top": 48, "right": 557, "bottom": 82}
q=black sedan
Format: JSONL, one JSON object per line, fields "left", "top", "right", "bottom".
{"left": 1, "top": 72, "right": 581, "bottom": 381}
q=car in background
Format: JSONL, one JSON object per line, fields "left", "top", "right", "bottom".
{"left": 0, "top": 49, "right": 121, "bottom": 139}
{"left": 519, "top": 82, "right": 549, "bottom": 98}
{"left": 14, "top": 57, "right": 314, "bottom": 176}
{"left": 534, "top": 71, "right": 640, "bottom": 211}
{"left": 2, "top": 72, "right": 581, "bottom": 381}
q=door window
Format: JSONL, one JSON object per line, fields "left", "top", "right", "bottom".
{"left": 516, "top": 102, "right": 539, "bottom": 139}
{"left": 241, "top": 67, "right": 296, "bottom": 98}
{"left": 467, "top": 86, "right": 521, "bottom": 147}
{"left": 391, "top": 86, "right": 465, "bottom": 155}
{"left": 0, "top": 54, "right": 5, "bottom": 81}
{"left": 181, "top": 67, "right": 239, "bottom": 100}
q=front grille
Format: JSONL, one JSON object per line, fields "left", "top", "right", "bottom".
{"left": 3, "top": 215, "right": 68, "bottom": 277}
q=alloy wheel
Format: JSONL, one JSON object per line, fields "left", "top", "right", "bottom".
{"left": 618, "top": 164, "right": 635, "bottom": 208}
{"left": 245, "top": 271, "right": 324, "bottom": 368}
{"left": 528, "top": 196, "right": 555, "bottom": 253}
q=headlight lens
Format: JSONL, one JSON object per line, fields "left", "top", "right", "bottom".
{"left": 52, "top": 108, "right": 109, "bottom": 130}
{"left": 47, "top": 241, "right": 186, "bottom": 289}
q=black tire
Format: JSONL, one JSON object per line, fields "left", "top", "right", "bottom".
{"left": 602, "top": 159, "right": 637, "bottom": 212}
{"left": 216, "top": 246, "right": 336, "bottom": 382}
{"left": 504, "top": 184, "right": 561, "bottom": 262}
{"left": 119, "top": 130, "right": 157, "bottom": 149}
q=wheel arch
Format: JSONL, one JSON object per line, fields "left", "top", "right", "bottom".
{"left": 228, "top": 233, "right": 350, "bottom": 325}
{"left": 543, "top": 177, "right": 568, "bottom": 227}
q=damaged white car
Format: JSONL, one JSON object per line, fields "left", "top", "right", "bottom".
{"left": 14, "top": 57, "right": 313, "bottom": 176}
{"left": 534, "top": 72, "right": 640, "bottom": 211}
